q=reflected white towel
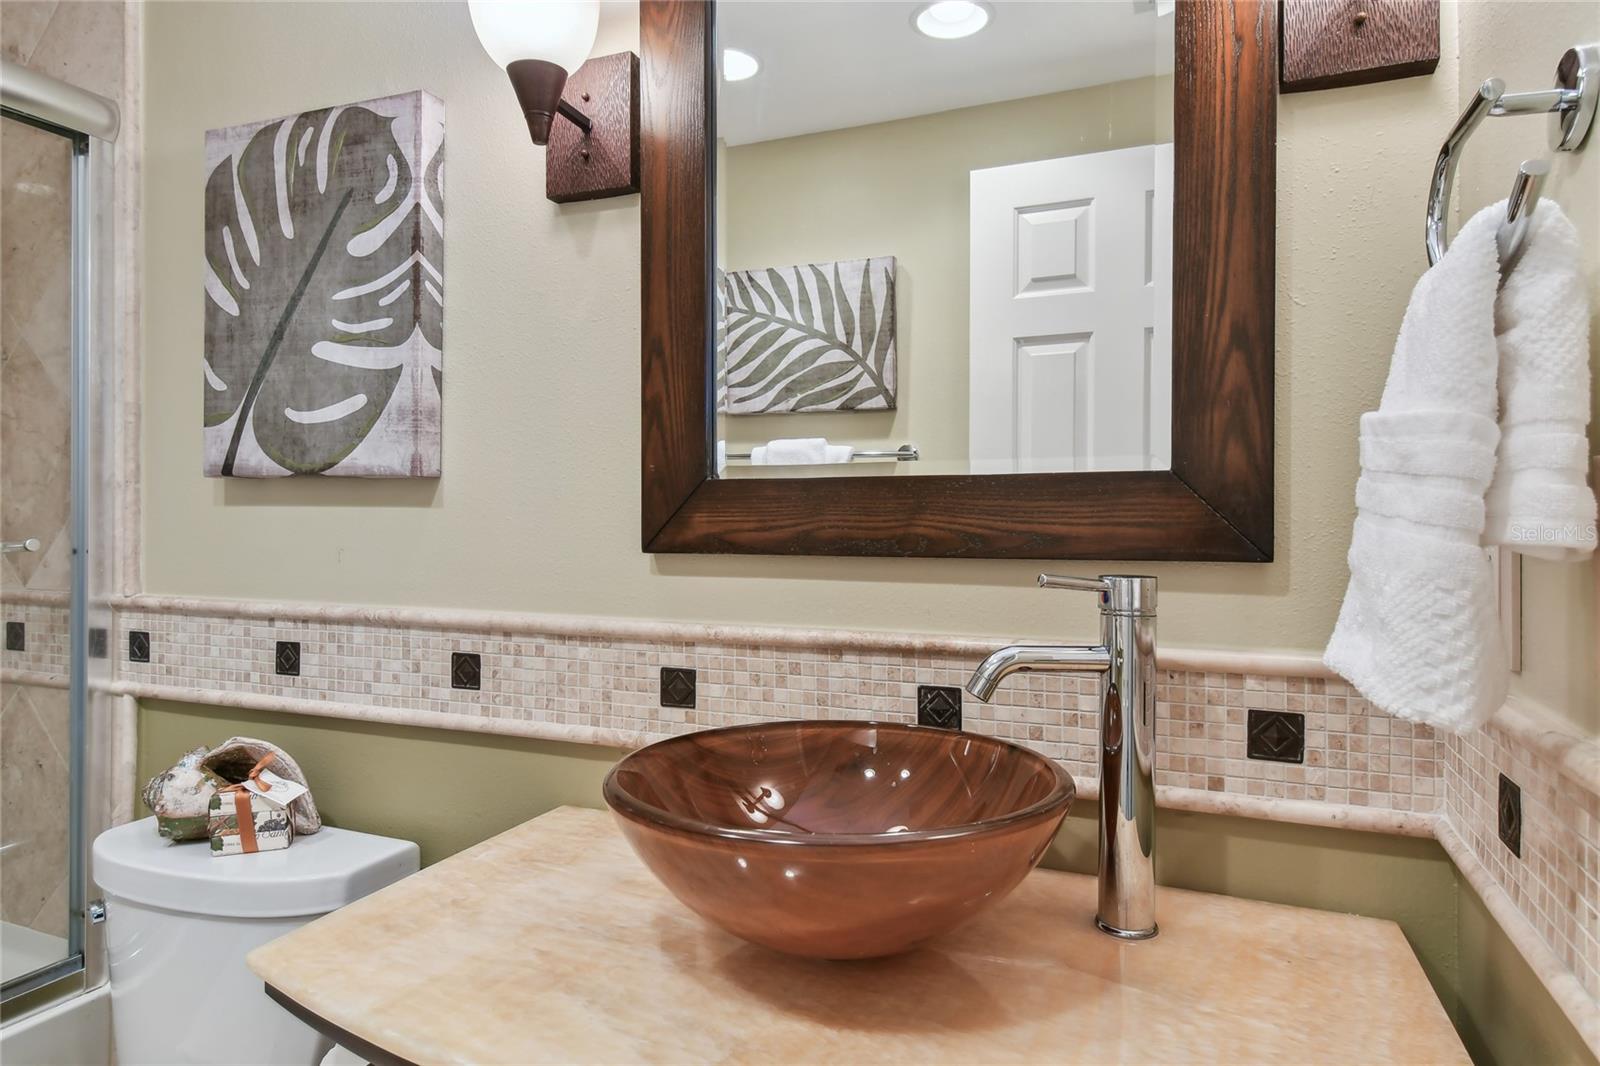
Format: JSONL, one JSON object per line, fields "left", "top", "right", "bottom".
{"left": 1325, "top": 205, "right": 1508, "bottom": 733}
{"left": 752, "top": 438, "right": 851, "bottom": 465}
{"left": 1483, "top": 205, "right": 1596, "bottom": 561}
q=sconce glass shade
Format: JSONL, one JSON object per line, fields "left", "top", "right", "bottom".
{"left": 468, "top": 0, "right": 599, "bottom": 75}
{"left": 470, "top": 0, "right": 600, "bottom": 146}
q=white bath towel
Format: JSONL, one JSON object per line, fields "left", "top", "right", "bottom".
{"left": 1325, "top": 205, "right": 1508, "bottom": 732}
{"left": 1483, "top": 205, "right": 1596, "bottom": 561}
{"left": 752, "top": 438, "right": 852, "bottom": 465}
{"left": 824, "top": 443, "right": 855, "bottom": 463}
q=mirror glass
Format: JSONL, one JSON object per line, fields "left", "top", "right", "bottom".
{"left": 711, "top": 1, "right": 1176, "bottom": 479}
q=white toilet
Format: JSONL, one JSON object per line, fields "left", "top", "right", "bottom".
{"left": 93, "top": 817, "right": 419, "bottom": 1066}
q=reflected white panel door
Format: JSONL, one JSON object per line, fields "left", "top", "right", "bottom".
{"left": 969, "top": 144, "right": 1172, "bottom": 473}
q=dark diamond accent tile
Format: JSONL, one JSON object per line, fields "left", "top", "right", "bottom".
{"left": 1247, "top": 709, "right": 1305, "bottom": 764}
{"left": 4, "top": 622, "right": 23, "bottom": 652}
{"left": 918, "top": 685, "right": 962, "bottom": 730}
{"left": 88, "top": 627, "right": 108, "bottom": 659}
{"left": 1498, "top": 773, "right": 1522, "bottom": 858}
{"left": 275, "top": 640, "right": 301, "bottom": 677}
{"left": 127, "top": 630, "right": 150, "bottom": 663}
{"left": 660, "top": 667, "right": 696, "bottom": 709}
{"left": 451, "top": 651, "right": 481, "bottom": 690}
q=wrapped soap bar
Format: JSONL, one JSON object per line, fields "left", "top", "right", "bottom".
{"left": 208, "top": 789, "right": 294, "bottom": 856}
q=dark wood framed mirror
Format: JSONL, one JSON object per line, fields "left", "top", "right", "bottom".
{"left": 641, "top": 0, "right": 1276, "bottom": 560}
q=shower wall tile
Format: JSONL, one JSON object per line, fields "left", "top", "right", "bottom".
{"left": 0, "top": 2, "right": 59, "bottom": 65}
{"left": 1, "top": 118, "right": 73, "bottom": 593}
{"left": 0, "top": 683, "right": 70, "bottom": 937}
{"left": 4, "top": 1, "right": 125, "bottom": 104}
{"left": 1, "top": 2, "right": 130, "bottom": 955}
{"left": 1, "top": 0, "right": 128, "bottom": 592}
{"left": 0, "top": 602, "right": 69, "bottom": 679}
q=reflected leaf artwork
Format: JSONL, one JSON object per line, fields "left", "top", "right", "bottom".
{"left": 718, "top": 256, "right": 896, "bottom": 414}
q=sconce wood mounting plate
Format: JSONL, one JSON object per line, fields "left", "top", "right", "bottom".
{"left": 548, "top": 51, "right": 640, "bottom": 203}
{"left": 1280, "top": 0, "right": 1438, "bottom": 93}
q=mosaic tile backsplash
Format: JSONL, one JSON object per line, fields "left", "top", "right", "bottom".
{"left": 1445, "top": 722, "right": 1600, "bottom": 1002}
{"left": 97, "top": 605, "right": 1442, "bottom": 811}
{"left": 0, "top": 602, "right": 69, "bottom": 678}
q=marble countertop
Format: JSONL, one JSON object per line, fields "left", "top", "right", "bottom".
{"left": 249, "top": 807, "right": 1468, "bottom": 1065}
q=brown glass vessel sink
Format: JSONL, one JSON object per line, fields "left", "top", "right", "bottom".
{"left": 603, "top": 720, "right": 1074, "bottom": 959}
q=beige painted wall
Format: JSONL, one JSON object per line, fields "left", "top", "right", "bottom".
{"left": 718, "top": 76, "right": 1172, "bottom": 475}
{"left": 1455, "top": 1, "right": 1600, "bottom": 735}
{"left": 145, "top": 2, "right": 1596, "bottom": 738}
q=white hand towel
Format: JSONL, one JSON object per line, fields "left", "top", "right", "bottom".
{"left": 762, "top": 438, "right": 831, "bottom": 465}
{"left": 1483, "top": 204, "right": 1596, "bottom": 561}
{"left": 1325, "top": 204, "right": 1508, "bottom": 733}
{"left": 824, "top": 444, "right": 855, "bottom": 464}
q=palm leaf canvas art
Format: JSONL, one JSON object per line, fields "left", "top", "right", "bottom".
{"left": 718, "top": 256, "right": 896, "bottom": 414}
{"left": 203, "top": 90, "right": 444, "bottom": 477}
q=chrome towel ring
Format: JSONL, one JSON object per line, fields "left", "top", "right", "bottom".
{"left": 1426, "top": 44, "right": 1598, "bottom": 270}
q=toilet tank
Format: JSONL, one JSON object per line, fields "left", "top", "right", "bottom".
{"left": 93, "top": 817, "right": 419, "bottom": 1066}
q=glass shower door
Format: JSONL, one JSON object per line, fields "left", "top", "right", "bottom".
{"left": 0, "top": 110, "right": 81, "bottom": 993}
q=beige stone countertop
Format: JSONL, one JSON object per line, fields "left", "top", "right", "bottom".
{"left": 249, "top": 806, "right": 1468, "bottom": 1065}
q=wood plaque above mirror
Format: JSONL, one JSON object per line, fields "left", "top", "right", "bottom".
{"left": 641, "top": 0, "right": 1276, "bottom": 560}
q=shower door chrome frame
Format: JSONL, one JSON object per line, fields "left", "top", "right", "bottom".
{"left": 0, "top": 58, "right": 119, "bottom": 1009}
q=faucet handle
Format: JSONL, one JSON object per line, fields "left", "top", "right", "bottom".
{"left": 1039, "top": 574, "right": 1157, "bottom": 615}
{"left": 1037, "top": 574, "right": 1110, "bottom": 594}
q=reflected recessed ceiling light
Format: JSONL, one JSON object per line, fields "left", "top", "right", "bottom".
{"left": 915, "top": 1, "right": 991, "bottom": 40}
{"left": 722, "top": 48, "right": 760, "bottom": 81}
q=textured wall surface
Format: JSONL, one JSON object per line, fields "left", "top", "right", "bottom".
{"left": 141, "top": 0, "right": 1462, "bottom": 657}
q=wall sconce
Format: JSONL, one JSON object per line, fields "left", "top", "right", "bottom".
{"left": 469, "top": 0, "right": 639, "bottom": 203}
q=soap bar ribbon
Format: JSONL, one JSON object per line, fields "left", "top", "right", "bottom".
{"left": 218, "top": 753, "right": 277, "bottom": 854}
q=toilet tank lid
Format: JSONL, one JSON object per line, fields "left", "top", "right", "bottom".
{"left": 93, "top": 817, "right": 421, "bottom": 918}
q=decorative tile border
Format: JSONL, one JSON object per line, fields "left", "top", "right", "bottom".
{"left": 1437, "top": 820, "right": 1600, "bottom": 1056}
{"left": 0, "top": 602, "right": 70, "bottom": 683}
{"left": 1443, "top": 702, "right": 1600, "bottom": 1005}
{"left": 108, "top": 599, "right": 1441, "bottom": 819}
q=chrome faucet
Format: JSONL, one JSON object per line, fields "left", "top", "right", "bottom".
{"left": 965, "top": 574, "right": 1158, "bottom": 940}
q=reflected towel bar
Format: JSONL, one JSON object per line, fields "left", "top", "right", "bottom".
{"left": 724, "top": 444, "right": 919, "bottom": 463}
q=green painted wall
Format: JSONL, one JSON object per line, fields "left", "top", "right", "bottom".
{"left": 137, "top": 701, "right": 1592, "bottom": 1065}
{"left": 138, "top": 702, "right": 626, "bottom": 864}
{"left": 1455, "top": 878, "right": 1597, "bottom": 1066}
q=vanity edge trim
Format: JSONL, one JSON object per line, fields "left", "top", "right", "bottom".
{"left": 1436, "top": 820, "right": 1600, "bottom": 1058}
